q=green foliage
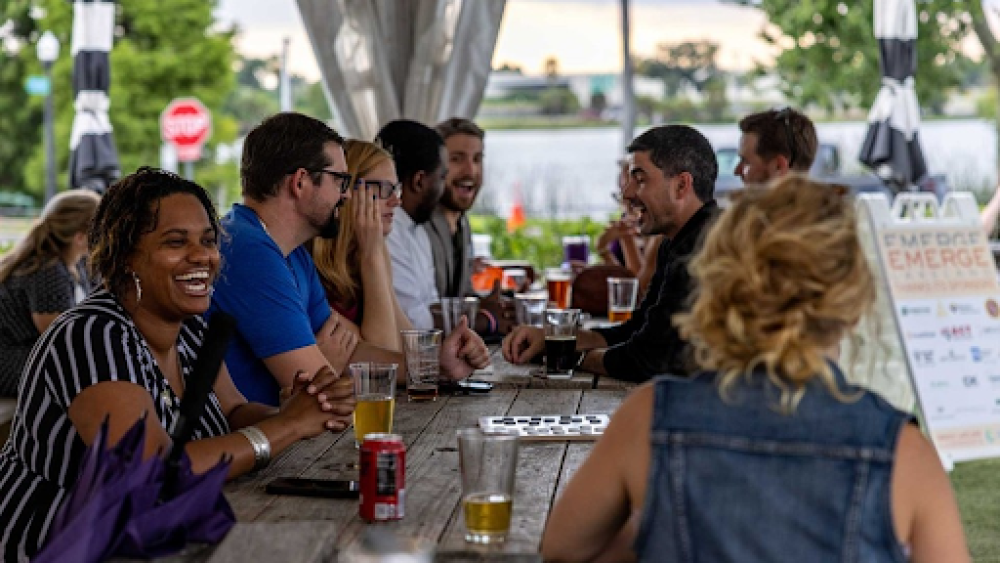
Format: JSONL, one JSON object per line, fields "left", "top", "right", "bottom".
{"left": 538, "top": 87, "right": 580, "bottom": 116}
{"left": 468, "top": 214, "right": 608, "bottom": 272}
{"left": 637, "top": 41, "right": 723, "bottom": 97}
{"left": 725, "top": 1, "right": 972, "bottom": 114}
{"left": 1, "top": 0, "right": 237, "bottom": 198}
{"left": 0, "top": 1, "right": 43, "bottom": 194}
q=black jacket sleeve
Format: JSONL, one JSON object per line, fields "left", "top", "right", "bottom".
{"left": 599, "top": 256, "right": 694, "bottom": 382}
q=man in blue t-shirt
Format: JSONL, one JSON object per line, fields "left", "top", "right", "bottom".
{"left": 210, "top": 112, "right": 490, "bottom": 406}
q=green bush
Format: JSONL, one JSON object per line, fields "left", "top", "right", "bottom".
{"left": 468, "top": 214, "right": 608, "bottom": 272}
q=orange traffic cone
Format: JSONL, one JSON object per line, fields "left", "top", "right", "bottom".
{"left": 507, "top": 199, "right": 525, "bottom": 232}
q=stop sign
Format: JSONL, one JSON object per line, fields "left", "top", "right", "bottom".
{"left": 161, "top": 98, "right": 212, "bottom": 162}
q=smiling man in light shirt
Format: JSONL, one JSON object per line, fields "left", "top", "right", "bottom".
{"left": 425, "top": 118, "right": 483, "bottom": 300}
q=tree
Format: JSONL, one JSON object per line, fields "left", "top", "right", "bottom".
{"left": 968, "top": 0, "right": 1000, "bottom": 168}
{"left": 637, "top": 41, "right": 723, "bottom": 97}
{"left": 1, "top": 0, "right": 237, "bottom": 198}
{"left": 0, "top": 2, "right": 43, "bottom": 197}
{"left": 725, "top": 1, "right": 972, "bottom": 114}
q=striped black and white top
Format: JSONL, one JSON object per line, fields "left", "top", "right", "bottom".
{"left": 0, "top": 289, "right": 230, "bottom": 562}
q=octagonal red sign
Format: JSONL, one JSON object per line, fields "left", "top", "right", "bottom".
{"left": 160, "top": 98, "right": 212, "bottom": 162}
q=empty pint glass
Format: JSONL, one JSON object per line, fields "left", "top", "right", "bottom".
{"left": 544, "top": 308, "right": 581, "bottom": 379}
{"left": 439, "top": 297, "right": 479, "bottom": 336}
{"left": 400, "top": 329, "right": 441, "bottom": 401}
{"left": 458, "top": 429, "right": 519, "bottom": 545}
{"left": 514, "top": 293, "right": 547, "bottom": 327}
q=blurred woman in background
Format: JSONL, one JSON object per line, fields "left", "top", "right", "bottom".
{"left": 542, "top": 176, "right": 969, "bottom": 562}
{"left": 0, "top": 190, "right": 100, "bottom": 396}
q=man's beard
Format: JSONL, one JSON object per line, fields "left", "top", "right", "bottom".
{"left": 440, "top": 183, "right": 478, "bottom": 212}
{"left": 316, "top": 203, "right": 343, "bottom": 239}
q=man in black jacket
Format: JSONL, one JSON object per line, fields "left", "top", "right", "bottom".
{"left": 502, "top": 125, "right": 718, "bottom": 382}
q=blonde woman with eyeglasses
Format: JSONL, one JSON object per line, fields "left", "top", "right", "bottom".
{"left": 542, "top": 176, "right": 969, "bottom": 563}
{"left": 311, "top": 140, "right": 412, "bottom": 351}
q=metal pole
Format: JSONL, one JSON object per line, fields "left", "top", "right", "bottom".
{"left": 43, "top": 60, "right": 56, "bottom": 204}
{"left": 620, "top": 0, "right": 635, "bottom": 154}
{"left": 184, "top": 161, "right": 194, "bottom": 181}
{"left": 280, "top": 37, "right": 292, "bottom": 112}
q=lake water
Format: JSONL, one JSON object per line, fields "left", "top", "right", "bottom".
{"left": 478, "top": 119, "right": 999, "bottom": 220}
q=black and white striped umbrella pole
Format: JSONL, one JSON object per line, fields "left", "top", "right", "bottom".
{"left": 858, "top": 0, "right": 927, "bottom": 190}
{"left": 68, "top": 0, "right": 120, "bottom": 193}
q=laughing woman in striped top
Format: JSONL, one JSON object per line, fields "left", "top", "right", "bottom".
{"left": 0, "top": 168, "right": 356, "bottom": 562}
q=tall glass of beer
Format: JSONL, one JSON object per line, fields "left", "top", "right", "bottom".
{"left": 546, "top": 268, "right": 572, "bottom": 309}
{"left": 458, "top": 429, "right": 519, "bottom": 544}
{"left": 400, "top": 329, "right": 442, "bottom": 401}
{"left": 543, "top": 308, "right": 581, "bottom": 379}
{"left": 607, "top": 277, "right": 639, "bottom": 323}
{"left": 350, "top": 362, "right": 397, "bottom": 447}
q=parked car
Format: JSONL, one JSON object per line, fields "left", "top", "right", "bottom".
{"left": 0, "top": 192, "right": 38, "bottom": 217}
{"left": 714, "top": 143, "right": 948, "bottom": 205}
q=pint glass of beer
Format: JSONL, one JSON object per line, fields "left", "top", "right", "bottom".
{"left": 545, "top": 268, "right": 572, "bottom": 309}
{"left": 350, "top": 362, "right": 397, "bottom": 446}
{"left": 607, "top": 277, "right": 639, "bottom": 323}
{"left": 458, "top": 429, "right": 519, "bottom": 545}
{"left": 543, "top": 308, "right": 581, "bottom": 379}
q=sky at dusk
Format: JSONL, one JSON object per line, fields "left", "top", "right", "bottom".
{"left": 214, "top": 0, "right": 777, "bottom": 81}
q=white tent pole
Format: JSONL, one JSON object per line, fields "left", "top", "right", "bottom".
{"left": 620, "top": 0, "right": 635, "bottom": 154}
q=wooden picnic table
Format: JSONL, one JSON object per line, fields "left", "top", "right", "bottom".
{"left": 156, "top": 359, "right": 634, "bottom": 563}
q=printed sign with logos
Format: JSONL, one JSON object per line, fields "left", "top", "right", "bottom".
{"left": 866, "top": 193, "right": 1000, "bottom": 465}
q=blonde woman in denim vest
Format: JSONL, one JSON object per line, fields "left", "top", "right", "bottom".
{"left": 542, "top": 176, "right": 969, "bottom": 562}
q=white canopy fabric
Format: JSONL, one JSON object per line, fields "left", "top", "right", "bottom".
{"left": 296, "top": 0, "right": 506, "bottom": 140}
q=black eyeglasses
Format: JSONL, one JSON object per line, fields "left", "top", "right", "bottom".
{"left": 354, "top": 179, "right": 402, "bottom": 200}
{"left": 774, "top": 107, "right": 797, "bottom": 168}
{"left": 299, "top": 168, "right": 353, "bottom": 194}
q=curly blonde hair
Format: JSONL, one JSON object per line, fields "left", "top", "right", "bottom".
{"left": 311, "top": 140, "right": 393, "bottom": 307}
{"left": 673, "top": 175, "right": 875, "bottom": 412}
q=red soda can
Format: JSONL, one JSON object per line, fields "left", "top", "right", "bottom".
{"left": 359, "top": 433, "right": 406, "bottom": 521}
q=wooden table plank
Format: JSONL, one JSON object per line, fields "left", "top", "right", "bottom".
{"left": 205, "top": 522, "right": 337, "bottom": 563}
{"left": 553, "top": 389, "right": 630, "bottom": 502}
{"left": 224, "top": 430, "right": 342, "bottom": 521}
{"left": 438, "top": 389, "right": 585, "bottom": 554}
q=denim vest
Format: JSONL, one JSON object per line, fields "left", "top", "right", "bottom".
{"left": 634, "top": 365, "right": 913, "bottom": 562}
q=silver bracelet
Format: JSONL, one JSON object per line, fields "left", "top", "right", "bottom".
{"left": 237, "top": 426, "right": 271, "bottom": 471}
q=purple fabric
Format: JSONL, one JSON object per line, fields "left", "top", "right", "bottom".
{"left": 33, "top": 418, "right": 234, "bottom": 563}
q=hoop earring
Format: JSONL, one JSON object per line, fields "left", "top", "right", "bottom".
{"left": 131, "top": 272, "right": 143, "bottom": 303}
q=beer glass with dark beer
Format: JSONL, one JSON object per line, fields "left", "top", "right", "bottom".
{"left": 543, "top": 308, "right": 581, "bottom": 379}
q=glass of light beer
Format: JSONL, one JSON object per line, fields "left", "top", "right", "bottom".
{"left": 350, "top": 363, "right": 397, "bottom": 447}
{"left": 546, "top": 268, "right": 572, "bottom": 309}
{"left": 458, "top": 428, "right": 519, "bottom": 544}
{"left": 543, "top": 308, "right": 581, "bottom": 379}
{"left": 400, "top": 329, "right": 441, "bottom": 401}
{"left": 607, "top": 277, "right": 639, "bottom": 323}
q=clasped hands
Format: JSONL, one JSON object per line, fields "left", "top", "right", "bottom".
{"left": 278, "top": 366, "right": 355, "bottom": 438}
